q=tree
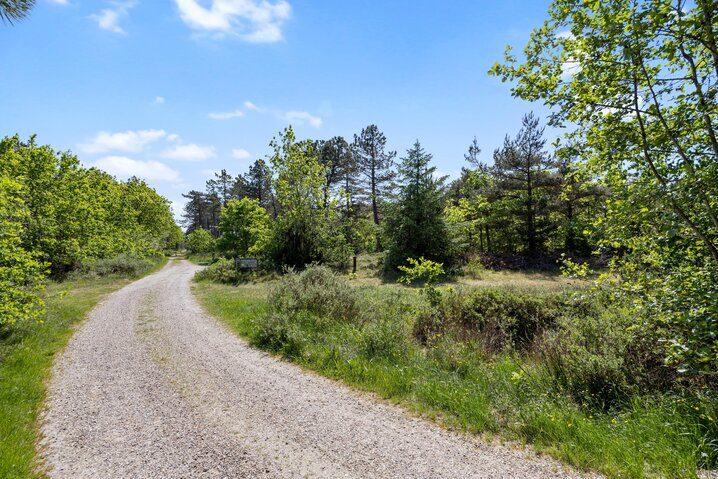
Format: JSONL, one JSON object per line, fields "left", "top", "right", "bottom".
{"left": 464, "top": 136, "right": 482, "bottom": 168}
{"left": 492, "top": 113, "right": 560, "bottom": 257}
{"left": 318, "top": 136, "right": 356, "bottom": 209}
{"left": 0, "top": 0, "right": 34, "bottom": 24}
{"left": 353, "top": 125, "right": 396, "bottom": 236}
{"left": 242, "top": 159, "right": 275, "bottom": 216}
{"left": 181, "top": 190, "right": 212, "bottom": 233}
{"left": 186, "top": 228, "right": 214, "bottom": 255}
{"left": 206, "top": 169, "right": 235, "bottom": 207}
{"left": 384, "top": 141, "right": 452, "bottom": 270}
{"left": 0, "top": 154, "right": 45, "bottom": 325}
{"left": 491, "top": 0, "right": 718, "bottom": 374}
{"left": 217, "top": 198, "right": 270, "bottom": 258}
{"left": 0, "top": 135, "right": 178, "bottom": 278}
{"left": 267, "top": 127, "right": 350, "bottom": 268}
{"left": 555, "top": 145, "right": 608, "bottom": 255}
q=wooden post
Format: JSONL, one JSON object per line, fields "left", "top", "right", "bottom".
{"left": 352, "top": 256, "right": 357, "bottom": 274}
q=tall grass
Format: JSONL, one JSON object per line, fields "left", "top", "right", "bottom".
{"left": 0, "top": 257, "right": 167, "bottom": 478}
{"left": 194, "top": 268, "right": 717, "bottom": 479}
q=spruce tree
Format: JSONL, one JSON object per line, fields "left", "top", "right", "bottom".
{"left": 384, "top": 141, "right": 451, "bottom": 270}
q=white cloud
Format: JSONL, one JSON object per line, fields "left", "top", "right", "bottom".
{"left": 231, "top": 148, "right": 252, "bottom": 159}
{"left": 161, "top": 143, "right": 217, "bottom": 161}
{"left": 202, "top": 169, "right": 218, "bottom": 177}
{"left": 170, "top": 200, "right": 185, "bottom": 222}
{"left": 244, "top": 100, "right": 262, "bottom": 111}
{"left": 89, "top": 1, "right": 136, "bottom": 34}
{"left": 79, "top": 129, "right": 167, "bottom": 154}
{"left": 208, "top": 109, "right": 245, "bottom": 120}
{"left": 93, "top": 156, "right": 180, "bottom": 182}
{"left": 48, "top": 0, "right": 70, "bottom": 5}
{"left": 557, "top": 31, "right": 583, "bottom": 79}
{"left": 174, "top": 0, "right": 291, "bottom": 42}
{"left": 155, "top": 96, "right": 166, "bottom": 105}
{"left": 285, "top": 110, "right": 322, "bottom": 128}
{"left": 243, "top": 100, "right": 322, "bottom": 128}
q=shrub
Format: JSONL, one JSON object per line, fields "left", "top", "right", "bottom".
{"left": 399, "top": 257, "right": 445, "bottom": 307}
{"left": 463, "top": 256, "right": 485, "bottom": 280}
{"left": 540, "top": 299, "right": 673, "bottom": 409}
{"left": 270, "top": 265, "right": 359, "bottom": 322}
{"left": 251, "top": 311, "right": 306, "bottom": 359}
{"left": 462, "top": 289, "right": 563, "bottom": 351}
{"left": 79, "top": 253, "right": 157, "bottom": 277}
{"left": 194, "top": 258, "right": 243, "bottom": 284}
{"left": 413, "top": 288, "right": 564, "bottom": 352}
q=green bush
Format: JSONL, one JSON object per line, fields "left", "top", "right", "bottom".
{"left": 414, "top": 288, "right": 563, "bottom": 352}
{"left": 194, "top": 258, "right": 242, "bottom": 284}
{"left": 540, "top": 300, "right": 673, "bottom": 409}
{"left": 78, "top": 253, "right": 157, "bottom": 277}
{"left": 463, "top": 256, "right": 485, "bottom": 280}
{"left": 251, "top": 311, "right": 306, "bottom": 359}
{"left": 270, "top": 265, "right": 359, "bottom": 322}
{"left": 462, "top": 289, "right": 563, "bottom": 351}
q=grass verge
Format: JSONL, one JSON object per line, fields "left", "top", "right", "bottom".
{"left": 0, "top": 257, "right": 168, "bottom": 479}
{"left": 194, "top": 279, "right": 717, "bottom": 479}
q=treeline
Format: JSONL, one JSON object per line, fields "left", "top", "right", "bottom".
{"left": 183, "top": 114, "right": 607, "bottom": 270}
{"left": 0, "top": 135, "right": 182, "bottom": 325}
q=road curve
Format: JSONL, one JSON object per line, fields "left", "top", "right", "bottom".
{"left": 40, "top": 260, "right": 587, "bottom": 478}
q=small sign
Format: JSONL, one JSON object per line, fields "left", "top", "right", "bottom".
{"left": 235, "top": 258, "right": 259, "bottom": 269}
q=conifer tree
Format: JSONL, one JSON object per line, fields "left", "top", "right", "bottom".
{"left": 384, "top": 141, "right": 451, "bottom": 270}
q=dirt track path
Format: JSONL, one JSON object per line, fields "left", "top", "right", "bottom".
{"left": 40, "top": 260, "right": 586, "bottom": 478}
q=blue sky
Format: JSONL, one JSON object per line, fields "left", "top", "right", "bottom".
{"left": 0, "top": 0, "right": 556, "bottom": 219}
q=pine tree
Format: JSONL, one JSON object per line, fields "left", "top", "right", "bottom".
{"left": 206, "top": 169, "right": 234, "bottom": 207}
{"left": 318, "top": 136, "right": 356, "bottom": 209}
{"left": 492, "top": 112, "right": 560, "bottom": 257}
{"left": 242, "top": 159, "right": 275, "bottom": 216}
{"left": 352, "top": 125, "right": 396, "bottom": 228}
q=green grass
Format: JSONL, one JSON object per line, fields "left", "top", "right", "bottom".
{"left": 194, "top": 279, "right": 717, "bottom": 479}
{"left": 185, "top": 253, "right": 216, "bottom": 265}
{"left": 0, "top": 258, "right": 167, "bottom": 479}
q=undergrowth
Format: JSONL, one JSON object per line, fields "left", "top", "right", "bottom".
{"left": 195, "top": 265, "right": 718, "bottom": 478}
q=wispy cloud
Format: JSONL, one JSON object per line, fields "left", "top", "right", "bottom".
{"left": 244, "top": 100, "right": 262, "bottom": 111}
{"left": 161, "top": 143, "right": 217, "bottom": 161}
{"left": 89, "top": 1, "right": 136, "bottom": 34}
{"left": 231, "top": 148, "right": 252, "bottom": 159}
{"left": 208, "top": 109, "right": 245, "bottom": 120}
{"left": 242, "top": 100, "right": 323, "bottom": 128}
{"left": 93, "top": 156, "right": 180, "bottom": 182}
{"left": 79, "top": 129, "right": 167, "bottom": 154}
{"left": 284, "top": 110, "right": 322, "bottom": 128}
{"left": 48, "top": 0, "right": 70, "bottom": 5}
{"left": 174, "top": 0, "right": 291, "bottom": 42}
{"left": 154, "top": 96, "right": 166, "bottom": 105}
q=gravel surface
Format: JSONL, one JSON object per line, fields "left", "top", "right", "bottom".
{"left": 40, "top": 260, "right": 593, "bottom": 478}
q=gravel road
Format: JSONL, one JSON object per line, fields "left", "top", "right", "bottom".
{"left": 40, "top": 260, "right": 590, "bottom": 478}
